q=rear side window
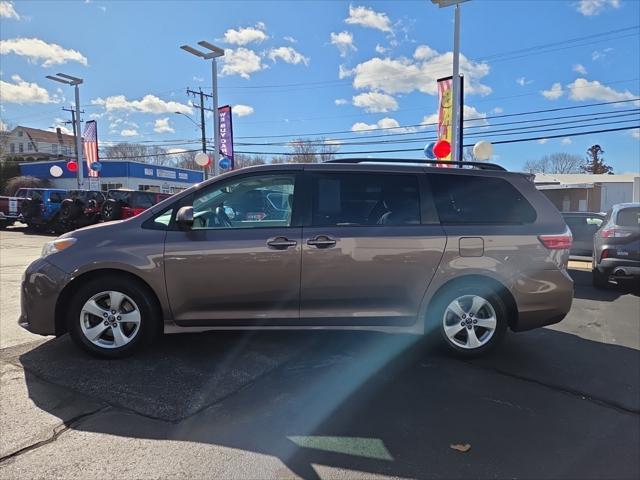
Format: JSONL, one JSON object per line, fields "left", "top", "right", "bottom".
{"left": 311, "top": 173, "right": 421, "bottom": 227}
{"left": 430, "top": 174, "right": 537, "bottom": 225}
{"left": 617, "top": 207, "right": 639, "bottom": 227}
{"left": 134, "top": 192, "right": 154, "bottom": 208}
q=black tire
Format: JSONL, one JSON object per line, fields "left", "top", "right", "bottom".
{"left": 52, "top": 214, "right": 68, "bottom": 235}
{"left": 592, "top": 269, "right": 610, "bottom": 288}
{"left": 67, "top": 275, "right": 160, "bottom": 358}
{"left": 60, "top": 199, "right": 82, "bottom": 221}
{"left": 428, "top": 284, "right": 508, "bottom": 357}
{"left": 101, "top": 199, "right": 122, "bottom": 221}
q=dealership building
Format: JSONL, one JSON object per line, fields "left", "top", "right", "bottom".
{"left": 20, "top": 160, "right": 204, "bottom": 194}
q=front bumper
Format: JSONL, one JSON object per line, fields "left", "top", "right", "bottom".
{"left": 19, "top": 258, "right": 70, "bottom": 336}
{"left": 510, "top": 268, "right": 574, "bottom": 332}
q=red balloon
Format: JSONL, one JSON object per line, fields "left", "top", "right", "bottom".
{"left": 66, "top": 160, "right": 78, "bottom": 172}
{"left": 433, "top": 140, "right": 451, "bottom": 159}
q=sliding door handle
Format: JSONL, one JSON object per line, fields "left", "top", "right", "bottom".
{"left": 307, "top": 236, "right": 337, "bottom": 248}
{"left": 267, "top": 237, "right": 297, "bottom": 250}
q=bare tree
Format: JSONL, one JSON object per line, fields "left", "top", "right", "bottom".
{"left": 101, "top": 143, "right": 175, "bottom": 166}
{"left": 290, "top": 138, "right": 338, "bottom": 163}
{"left": 523, "top": 153, "right": 582, "bottom": 174}
{"left": 234, "top": 153, "right": 268, "bottom": 169}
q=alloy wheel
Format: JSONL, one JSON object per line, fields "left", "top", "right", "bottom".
{"left": 79, "top": 290, "right": 141, "bottom": 349}
{"left": 442, "top": 294, "right": 497, "bottom": 349}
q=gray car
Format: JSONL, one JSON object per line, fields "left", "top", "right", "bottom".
{"left": 592, "top": 202, "right": 640, "bottom": 288}
{"left": 20, "top": 159, "right": 574, "bottom": 358}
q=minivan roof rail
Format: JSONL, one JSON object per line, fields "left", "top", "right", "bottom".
{"left": 324, "top": 158, "right": 507, "bottom": 171}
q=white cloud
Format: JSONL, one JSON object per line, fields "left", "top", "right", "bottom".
{"left": 345, "top": 5, "right": 392, "bottom": 33}
{"left": 50, "top": 118, "right": 73, "bottom": 135}
{"left": 352, "top": 91, "right": 398, "bottom": 112}
{"left": 413, "top": 45, "right": 437, "bottom": 61}
{"left": 0, "top": 1, "right": 20, "bottom": 19}
{"left": 330, "top": 31, "right": 356, "bottom": 57}
{"left": 98, "top": 5, "right": 106, "bottom": 12}
{"left": 338, "top": 64, "right": 354, "bottom": 79}
{"left": 375, "top": 44, "right": 388, "bottom": 55}
{"left": 516, "top": 76, "right": 533, "bottom": 86}
{"left": 154, "top": 117, "right": 174, "bottom": 134}
{"left": 334, "top": 98, "right": 348, "bottom": 105}
{"left": 91, "top": 94, "right": 192, "bottom": 114}
{"left": 267, "top": 46, "right": 309, "bottom": 66}
{"left": 575, "top": 0, "right": 620, "bottom": 16}
{"left": 223, "top": 24, "right": 268, "bottom": 46}
{"left": 492, "top": 107, "right": 504, "bottom": 114}
{"left": 541, "top": 82, "right": 564, "bottom": 100}
{"left": 192, "top": 76, "right": 204, "bottom": 83}
{"left": 573, "top": 63, "right": 587, "bottom": 75}
{"left": 0, "top": 75, "right": 57, "bottom": 104}
{"left": 538, "top": 138, "right": 549, "bottom": 144}
{"left": 568, "top": 78, "right": 639, "bottom": 105}
{"left": 233, "top": 104, "right": 254, "bottom": 116}
{"left": 352, "top": 117, "right": 410, "bottom": 133}
{"left": 120, "top": 129, "right": 138, "bottom": 137}
{"left": 0, "top": 37, "right": 88, "bottom": 67}
{"left": 561, "top": 137, "right": 572, "bottom": 145}
{"left": 284, "top": 36, "right": 297, "bottom": 43}
{"left": 351, "top": 47, "right": 491, "bottom": 96}
{"left": 591, "top": 48, "right": 612, "bottom": 61}
{"left": 221, "top": 48, "right": 264, "bottom": 78}
{"left": 630, "top": 128, "right": 640, "bottom": 139}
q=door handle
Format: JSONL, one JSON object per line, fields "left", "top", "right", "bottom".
{"left": 307, "top": 236, "right": 337, "bottom": 248}
{"left": 267, "top": 237, "right": 297, "bottom": 250}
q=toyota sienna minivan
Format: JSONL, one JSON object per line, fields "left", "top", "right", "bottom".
{"left": 20, "top": 159, "right": 574, "bottom": 358}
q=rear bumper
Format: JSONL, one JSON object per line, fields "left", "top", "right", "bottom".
{"left": 595, "top": 258, "right": 640, "bottom": 277}
{"left": 511, "top": 268, "right": 574, "bottom": 332}
{"left": 19, "top": 258, "right": 69, "bottom": 336}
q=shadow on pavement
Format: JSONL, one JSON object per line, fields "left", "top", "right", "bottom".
{"left": 14, "top": 327, "right": 640, "bottom": 479}
{"left": 570, "top": 268, "right": 639, "bottom": 301}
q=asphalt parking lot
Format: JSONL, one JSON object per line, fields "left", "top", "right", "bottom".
{"left": 0, "top": 226, "right": 638, "bottom": 479}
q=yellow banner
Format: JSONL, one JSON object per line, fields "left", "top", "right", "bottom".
{"left": 437, "top": 77, "right": 453, "bottom": 162}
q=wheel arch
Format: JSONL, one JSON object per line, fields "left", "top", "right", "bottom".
{"left": 55, "top": 268, "right": 164, "bottom": 336}
{"left": 424, "top": 274, "right": 518, "bottom": 333}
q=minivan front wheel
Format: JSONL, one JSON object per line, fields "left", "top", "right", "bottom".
{"left": 67, "top": 277, "right": 158, "bottom": 358}
{"left": 433, "top": 286, "right": 507, "bottom": 356}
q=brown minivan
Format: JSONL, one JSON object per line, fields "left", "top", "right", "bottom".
{"left": 20, "top": 159, "right": 574, "bottom": 358}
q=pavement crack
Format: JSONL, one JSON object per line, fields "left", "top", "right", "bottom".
{"left": 0, "top": 406, "right": 109, "bottom": 465}
{"left": 462, "top": 360, "right": 640, "bottom": 416}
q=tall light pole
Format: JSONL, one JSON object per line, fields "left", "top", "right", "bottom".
{"left": 431, "top": 0, "right": 468, "bottom": 164}
{"left": 180, "top": 41, "right": 225, "bottom": 177}
{"left": 46, "top": 73, "right": 85, "bottom": 188}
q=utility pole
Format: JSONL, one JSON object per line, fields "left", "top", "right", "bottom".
{"left": 186, "top": 87, "right": 214, "bottom": 177}
{"left": 62, "top": 106, "right": 84, "bottom": 165}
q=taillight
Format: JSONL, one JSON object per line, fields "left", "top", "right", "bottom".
{"left": 539, "top": 229, "right": 573, "bottom": 250}
{"left": 599, "top": 228, "right": 632, "bottom": 238}
{"left": 601, "top": 249, "right": 610, "bottom": 259}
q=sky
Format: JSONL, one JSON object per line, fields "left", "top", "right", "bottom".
{"left": 1, "top": 0, "right": 639, "bottom": 172}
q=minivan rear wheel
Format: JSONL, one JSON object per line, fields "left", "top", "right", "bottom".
{"left": 67, "top": 276, "right": 159, "bottom": 358}
{"left": 431, "top": 285, "right": 507, "bottom": 357}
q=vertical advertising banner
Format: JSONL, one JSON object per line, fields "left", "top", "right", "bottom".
{"left": 83, "top": 121, "right": 100, "bottom": 189}
{"left": 218, "top": 105, "right": 234, "bottom": 169}
{"left": 437, "top": 75, "right": 464, "bottom": 166}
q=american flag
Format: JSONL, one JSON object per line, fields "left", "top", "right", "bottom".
{"left": 83, "top": 120, "right": 99, "bottom": 178}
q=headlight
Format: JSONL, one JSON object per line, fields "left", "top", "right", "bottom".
{"left": 42, "top": 238, "right": 77, "bottom": 257}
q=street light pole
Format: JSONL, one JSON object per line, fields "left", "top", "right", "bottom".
{"left": 46, "top": 73, "right": 84, "bottom": 188}
{"left": 431, "top": 0, "right": 468, "bottom": 164}
{"left": 180, "top": 41, "right": 225, "bottom": 178}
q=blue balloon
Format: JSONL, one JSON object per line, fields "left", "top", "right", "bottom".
{"left": 424, "top": 142, "right": 436, "bottom": 159}
{"left": 219, "top": 157, "right": 231, "bottom": 169}
{"left": 90, "top": 161, "right": 102, "bottom": 172}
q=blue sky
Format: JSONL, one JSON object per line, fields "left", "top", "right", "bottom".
{"left": 1, "top": 0, "right": 639, "bottom": 172}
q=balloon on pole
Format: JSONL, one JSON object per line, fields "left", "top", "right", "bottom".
{"left": 424, "top": 142, "right": 436, "bottom": 159}
{"left": 66, "top": 161, "right": 78, "bottom": 172}
{"left": 433, "top": 140, "right": 451, "bottom": 159}
{"left": 50, "top": 165, "right": 63, "bottom": 177}
{"left": 90, "top": 161, "right": 102, "bottom": 172}
{"left": 219, "top": 156, "right": 231, "bottom": 170}
{"left": 473, "top": 141, "right": 493, "bottom": 161}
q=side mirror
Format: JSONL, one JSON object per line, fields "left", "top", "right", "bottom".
{"left": 176, "top": 206, "right": 194, "bottom": 229}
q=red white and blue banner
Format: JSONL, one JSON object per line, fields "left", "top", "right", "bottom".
{"left": 218, "top": 105, "right": 234, "bottom": 169}
{"left": 83, "top": 120, "right": 99, "bottom": 178}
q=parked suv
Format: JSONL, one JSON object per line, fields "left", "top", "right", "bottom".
{"left": 592, "top": 202, "right": 640, "bottom": 288}
{"left": 57, "top": 190, "right": 106, "bottom": 233}
{"left": 20, "top": 159, "right": 574, "bottom": 358}
{"left": 17, "top": 188, "right": 68, "bottom": 232}
{"left": 101, "top": 189, "right": 172, "bottom": 222}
